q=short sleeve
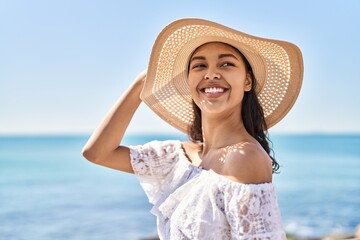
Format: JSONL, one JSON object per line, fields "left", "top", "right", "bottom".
{"left": 129, "top": 140, "right": 183, "bottom": 204}
{"left": 223, "top": 183, "right": 286, "bottom": 239}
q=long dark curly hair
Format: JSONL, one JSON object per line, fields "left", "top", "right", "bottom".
{"left": 187, "top": 44, "right": 280, "bottom": 173}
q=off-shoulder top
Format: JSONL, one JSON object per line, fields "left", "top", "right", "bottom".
{"left": 129, "top": 140, "right": 286, "bottom": 240}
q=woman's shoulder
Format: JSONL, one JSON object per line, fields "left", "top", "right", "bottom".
{"left": 222, "top": 141, "right": 273, "bottom": 184}
{"left": 181, "top": 141, "right": 201, "bottom": 152}
{"left": 181, "top": 141, "right": 202, "bottom": 165}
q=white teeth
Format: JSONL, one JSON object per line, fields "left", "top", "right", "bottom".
{"left": 204, "top": 87, "right": 224, "bottom": 93}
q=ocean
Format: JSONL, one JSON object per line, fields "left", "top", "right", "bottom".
{"left": 0, "top": 134, "right": 359, "bottom": 239}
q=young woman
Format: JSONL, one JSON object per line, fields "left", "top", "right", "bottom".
{"left": 82, "top": 18, "right": 303, "bottom": 239}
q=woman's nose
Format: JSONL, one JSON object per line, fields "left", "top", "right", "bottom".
{"left": 204, "top": 68, "right": 221, "bottom": 80}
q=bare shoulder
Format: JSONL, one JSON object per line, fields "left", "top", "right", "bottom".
{"left": 182, "top": 141, "right": 203, "bottom": 152}
{"left": 182, "top": 141, "right": 195, "bottom": 149}
{"left": 181, "top": 141, "right": 202, "bottom": 165}
{"left": 222, "top": 141, "right": 273, "bottom": 184}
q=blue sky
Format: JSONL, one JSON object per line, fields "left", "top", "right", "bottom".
{"left": 1, "top": 0, "right": 359, "bottom": 135}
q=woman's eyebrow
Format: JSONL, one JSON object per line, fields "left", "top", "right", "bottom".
{"left": 190, "top": 53, "right": 239, "bottom": 63}
{"left": 218, "top": 53, "right": 239, "bottom": 60}
{"left": 190, "top": 56, "right": 206, "bottom": 63}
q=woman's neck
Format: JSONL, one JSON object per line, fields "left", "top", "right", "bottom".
{"left": 200, "top": 110, "right": 249, "bottom": 155}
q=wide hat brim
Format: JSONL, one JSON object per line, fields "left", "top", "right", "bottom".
{"left": 141, "top": 18, "right": 304, "bottom": 133}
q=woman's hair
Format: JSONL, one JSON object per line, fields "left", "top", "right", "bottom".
{"left": 187, "top": 43, "right": 280, "bottom": 173}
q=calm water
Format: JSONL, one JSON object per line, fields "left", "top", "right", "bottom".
{"left": 0, "top": 134, "right": 359, "bottom": 239}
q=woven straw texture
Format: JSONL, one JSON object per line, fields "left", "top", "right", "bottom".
{"left": 141, "top": 18, "right": 303, "bottom": 133}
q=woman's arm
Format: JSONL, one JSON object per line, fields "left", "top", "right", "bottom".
{"left": 81, "top": 70, "right": 146, "bottom": 173}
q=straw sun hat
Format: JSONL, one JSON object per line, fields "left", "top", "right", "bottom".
{"left": 141, "top": 18, "right": 304, "bottom": 133}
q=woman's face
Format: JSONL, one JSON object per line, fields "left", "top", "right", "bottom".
{"left": 188, "top": 42, "right": 252, "bottom": 115}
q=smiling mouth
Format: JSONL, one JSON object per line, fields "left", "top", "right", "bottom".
{"left": 200, "top": 87, "right": 229, "bottom": 98}
{"left": 204, "top": 87, "right": 224, "bottom": 93}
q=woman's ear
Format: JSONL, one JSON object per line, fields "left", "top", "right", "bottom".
{"left": 244, "top": 73, "right": 252, "bottom": 92}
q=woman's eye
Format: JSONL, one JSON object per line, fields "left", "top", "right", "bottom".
{"left": 221, "top": 62, "right": 235, "bottom": 67}
{"left": 192, "top": 64, "right": 206, "bottom": 69}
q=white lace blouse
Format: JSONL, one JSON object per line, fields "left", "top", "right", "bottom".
{"left": 129, "top": 140, "right": 286, "bottom": 240}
